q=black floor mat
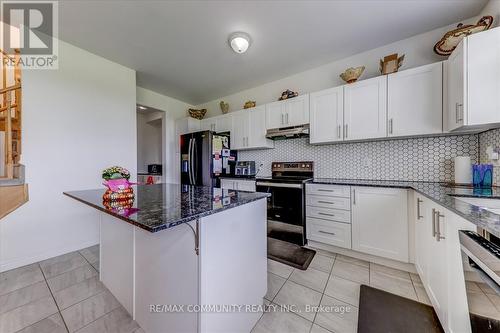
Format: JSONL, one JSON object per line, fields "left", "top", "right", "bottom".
{"left": 268, "top": 229, "right": 304, "bottom": 246}
{"left": 267, "top": 237, "right": 315, "bottom": 270}
{"left": 358, "top": 285, "right": 444, "bottom": 333}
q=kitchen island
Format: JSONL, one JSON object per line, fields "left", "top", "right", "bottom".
{"left": 64, "top": 184, "right": 269, "bottom": 333}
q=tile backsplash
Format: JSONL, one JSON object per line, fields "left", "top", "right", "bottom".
{"left": 240, "top": 135, "right": 480, "bottom": 182}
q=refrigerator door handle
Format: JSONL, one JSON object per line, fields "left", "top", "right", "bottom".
{"left": 193, "top": 139, "right": 198, "bottom": 184}
{"left": 188, "top": 138, "right": 193, "bottom": 185}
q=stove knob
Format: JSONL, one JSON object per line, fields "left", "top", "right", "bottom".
{"left": 302, "top": 164, "right": 305, "bottom": 168}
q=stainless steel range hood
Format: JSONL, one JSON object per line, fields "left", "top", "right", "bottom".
{"left": 266, "top": 124, "right": 309, "bottom": 140}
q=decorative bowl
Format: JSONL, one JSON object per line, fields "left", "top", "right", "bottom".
{"left": 188, "top": 108, "right": 207, "bottom": 120}
{"left": 340, "top": 66, "right": 365, "bottom": 84}
{"left": 243, "top": 101, "right": 256, "bottom": 109}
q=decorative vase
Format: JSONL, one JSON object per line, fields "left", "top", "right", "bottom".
{"left": 340, "top": 66, "right": 365, "bottom": 83}
{"left": 219, "top": 101, "right": 229, "bottom": 114}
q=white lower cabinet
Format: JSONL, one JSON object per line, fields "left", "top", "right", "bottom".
{"left": 412, "top": 192, "right": 475, "bottom": 333}
{"left": 307, "top": 218, "right": 352, "bottom": 249}
{"left": 306, "top": 184, "right": 352, "bottom": 249}
{"left": 351, "top": 186, "right": 409, "bottom": 262}
{"left": 220, "top": 178, "right": 256, "bottom": 192}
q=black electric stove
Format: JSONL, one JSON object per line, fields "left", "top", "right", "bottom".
{"left": 256, "top": 162, "right": 313, "bottom": 246}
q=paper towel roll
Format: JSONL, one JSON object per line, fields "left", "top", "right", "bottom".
{"left": 454, "top": 156, "right": 472, "bottom": 184}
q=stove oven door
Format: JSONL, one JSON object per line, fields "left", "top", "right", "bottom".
{"left": 256, "top": 181, "right": 305, "bottom": 246}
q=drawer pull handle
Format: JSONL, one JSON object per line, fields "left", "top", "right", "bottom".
{"left": 319, "top": 230, "right": 336, "bottom": 236}
{"left": 317, "top": 189, "right": 334, "bottom": 192}
{"left": 318, "top": 212, "right": 335, "bottom": 217}
{"left": 318, "top": 201, "right": 335, "bottom": 204}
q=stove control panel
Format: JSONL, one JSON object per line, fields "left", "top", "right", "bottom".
{"left": 272, "top": 161, "right": 314, "bottom": 172}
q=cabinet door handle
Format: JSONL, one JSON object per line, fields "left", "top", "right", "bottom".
{"left": 281, "top": 114, "right": 284, "bottom": 125}
{"left": 318, "top": 200, "right": 335, "bottom": 204}
{"left": 338, "top": 125, "right": 341, "bottom": 139}
{"left": 285, "top": 113, "right": 289, "bottom": 124}
{"left": 389, "top": 118, "right": 393, "bottom": 135}
{"left": 436, "top": 212, "right": 445, "bottom": 241}
{"left": 457, "top": 104, "right": 463, "bottom": 122}
{"left": 345, "top": 124, "right": 348, "bottom": 139}
{"left": 432, "top": 208, "right": 437, "bottom": 236}
{"left": 352, "top": 189, "right": 356, "bottom": 205}
{"left": 318, "top": 230, "right": 336, "bottom": 236}
{"left": 417, "top": 198, "right": 423, "bottom": 220}
{"left": 318, "top": 212, "right": 335, "bottom": 217}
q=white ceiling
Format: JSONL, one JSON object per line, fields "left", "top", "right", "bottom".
{"left": 58, "top": 0, "right": 487, "bottom": 105}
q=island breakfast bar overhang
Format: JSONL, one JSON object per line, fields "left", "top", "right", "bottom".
{"left": 64, "top": 184, "right": 269, "bottom": 333}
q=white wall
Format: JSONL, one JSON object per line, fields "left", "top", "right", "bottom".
{"left": 195, "top": 17, "right": 480, "bottom": 116}
{"left": 0, "top": 40, "right": 137, "bottom": 272}
{"left": 136, "top": 87, "right": 193, "bottom": 184}
{"left": 137, "top": 112, "right": 162, "bottom": 173}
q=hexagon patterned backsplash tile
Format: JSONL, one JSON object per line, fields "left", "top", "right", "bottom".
{"left": 240, "top": 134, "right": 480, "bottom": 182}
{"left": 479, "top": 128, "right": 500, "bottom": 186}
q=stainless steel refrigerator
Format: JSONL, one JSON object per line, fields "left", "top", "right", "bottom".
{"left": 180, "top": 131, "right": 237, "bottom": 186}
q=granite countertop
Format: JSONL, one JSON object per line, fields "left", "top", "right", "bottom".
{"left": 64, "top": 184, "right": 270, "bottom": 233}
{"left": 310, "top": 178, "right": 500, "bottom": 237}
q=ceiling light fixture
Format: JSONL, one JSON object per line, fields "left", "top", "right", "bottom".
{"left": 229, "top": 32, "right": 251, "bottom": 54}
{"left": 138, "top": 105, "right": 147, "bottom": 110}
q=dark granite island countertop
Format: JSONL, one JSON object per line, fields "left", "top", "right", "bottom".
{"left": 310, "top": 178, "right": 500, "bottom": 238}
{"left": 64, "top": 184, "right": 270, "bottom": 233}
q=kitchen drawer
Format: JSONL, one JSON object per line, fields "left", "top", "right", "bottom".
{"left": 306, "top": 195, "right": 350, "bottom": 211}
{"left": 307, "top": 218, "right": 352, "bottom": 249}
{"left": 306, "top": 184, "right": 350, "bottom": 198}
{"left": 307, "top": 206, "right": 351, "bottom": 223}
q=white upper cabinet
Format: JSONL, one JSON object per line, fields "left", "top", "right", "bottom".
{"left": 447, "top": 27, "right": 500, "bottom": 131}
{"left": 266, "top": 94, "right": 309, "bottom": 129}
{"left": 309, "top": 86, "right": 344, "bottom": 144}
{"left": 175, "top": 117, "right": 201, "bottom": 136}
{"left": 351, "top": 186, "right": 409, "bottom": 262}
{"left": 388, "top": 62, "right": 443, "bottom": 136}
{"left": 447, "top": 39, "right": 467, "bottom": 131}
{"left": 344, "top": 76, "right": 387, "bottom": 141}
{"left": 232, "top": 106, "right": 273, "bottom": 150}
{"left": 200, "top": 114, "right": 232, "bottom": 133}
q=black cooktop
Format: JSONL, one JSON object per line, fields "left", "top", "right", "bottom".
{"left": 256, "top": 176, "right": 312, "bottom": 184}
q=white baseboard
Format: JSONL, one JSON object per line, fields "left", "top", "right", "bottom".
{"left": 0, "top": 240, "right": 99, "bottom": 273}
{"left": 307, "top": 240, "right": 417, "bottom": 273}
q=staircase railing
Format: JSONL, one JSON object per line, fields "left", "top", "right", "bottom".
{"left": 0, "top": 49, "right": 21, "bottom": 179}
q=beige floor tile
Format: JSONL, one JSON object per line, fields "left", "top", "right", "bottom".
{"left": 274, "top": 281, "right": 322, "bottom": 321}
{"left": 251, "top": 308, "right": 312, "bottom": 333}
{"left": 75, "top": 307, "right": 139, "bottom": 333}
{"left": 477, "top": 282, "right": 498, "bottom": 295}
{"left": 314, "top": 295, "right": 358, "bottom": 333}
{"left": 335, "top": 254, "right": 369, "bottom": 268}
{"left": 370, "top": 270, "right": 417, "bottom": 301}
{"left": 289, "top": 268, "right": 329, "bottom": 293}
{"left": 79, "top": 246, "right": 99, "bottom": 265}
{"left": 487, "top": 293, "right": 500, "bottom": 313}
{"left": 0, "top": 296, "right": 58, "bottom": 333}
{"left": 410, "top": 273, "right": 422, "bottom": 284}
{"left": 0, "top": 281, "right": 51, "bottom": 314}
{"left": 324, "top": 276, "right": 360, "bottom": 307}
{"left": 47, "top": 265, "right": 98, "bottom": 293}
{"left": 0, "top": 264, "right": 44, "bottom": 296}
{"left": 309, "top": 255, "right": 335, "bottom": 274}
{"left": 53, "top": 276, "right": 105, "bottom": 310}
{"left": 40, "top": 252, "right": 88, "bottom": 279}
{"left": 306, "top": 247, "right": 337, "bottom": 259}
{"left": 331, "top": 260, "right": 369, "bottom": 284}
{"left": 465, "top": 281, "right": 482, "bottom": 292}
{"left": 268, "top": 259, "right": 294, "bottom": 279}
{"left": 413, "top": 283, "right": 431, "bottom": 305}
{"left": 370, "top": 263, "right": 411, "bottom": 281}
{"left": 91, "top": 261, "right": 100, "bottom": 273}
{"left": 61, "top": 290, "right": 121, "bottom": 332}
{"left": 310, "top": 323, "right": 332, "bottom": 333}
{"left": 16, "top": 313, "right": 68, "bottom": 333}
{"left": 266, "top": 273, "right": 286, "bottom": 301}
{"left": 467, "top": 291, "right": 500, "bottom": 320}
